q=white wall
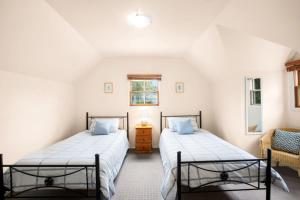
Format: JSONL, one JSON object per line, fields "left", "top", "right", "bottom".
{"left": 75, "top": 57, "right": 213, "bottom": 148}
{"left": 0, "top": 70, "right": 75, "bottom": 163}
{"left": 211, "top": 70, "right": 287, "bottom": 156}
{"left": 187, "top": 26, "right": 291, "bottom": 155}
{"left": 0, "top": 0, "right": 100, "bottom": 83}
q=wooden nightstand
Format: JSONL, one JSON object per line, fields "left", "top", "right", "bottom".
{"left": 135, "top": 124, "right": 152, "bottom": 153}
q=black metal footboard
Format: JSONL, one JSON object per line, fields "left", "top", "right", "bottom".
{"left": 0, "top": 154, "right": 102, "bottom": 200}
{"left": 176, "top": 149, "right": 272, "bottom": 200}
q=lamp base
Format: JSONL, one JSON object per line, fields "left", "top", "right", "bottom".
{"left": 141, "top": 120, "right": 148, "bottom": 126}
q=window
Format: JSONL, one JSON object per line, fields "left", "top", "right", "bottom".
{"left": 294, "top": 70, "right": 300, "bottom": 108}
{"left": 285, "top": 60, "right": 300, "bottom": 108}
{"left": 127, "top": 74, "right": 161, "bottom": 106}
{"left": 249, "top": 78, "right": 261, "bottom": 105}
{"left": 130, "top": 80, "right": 159, "bottom": 106}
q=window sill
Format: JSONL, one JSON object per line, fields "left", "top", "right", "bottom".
{"left": 291, "top": 107, "right": 300, "bottom": 112}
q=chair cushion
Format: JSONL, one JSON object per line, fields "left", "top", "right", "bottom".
{"left": 272, "top": 129, "right": 300, "bottom": 155}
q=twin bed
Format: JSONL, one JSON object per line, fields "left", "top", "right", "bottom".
{"left": 0, "top": 112, "right": 130, "bottom": 200}
{"left": 159, "top": 112, "right": 288, "bottom": 200}
{"left": 0, "top": 111, "right": 288, "bottom": 200}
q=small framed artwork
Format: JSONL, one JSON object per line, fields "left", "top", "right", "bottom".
{"left": 176, "top": 82, "right": 184, "bottom": 93}
{"left": 104, "top": 82, "right": 113, "bottom": 93}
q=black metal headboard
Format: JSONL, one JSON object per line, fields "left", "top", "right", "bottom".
{"left": 160, "top": 111, "right": 202, "bottom": 133}
{"left": 86, "top": 112, "right": 129, "bottom": 139}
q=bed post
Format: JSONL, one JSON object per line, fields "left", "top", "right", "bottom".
{"left": 95, "top": 154, "right": 101, "bottom": 200}
{"left": 160, "top": 112, "right": 163, "bottom": 134}
{"left": 177, "top": 151, "right": 181, "bottom": 200}
{"left": 126, "top": 112, "right": 129, "bottom": 139}
{"left": 266, "top": 149, "right": 272, "bottom": 200}
{"left": 86, "top": 112, "right": 89, "bottom": 130}
{"left": 199, "top": 111, "right": 202, "bottom": 128}
{"left": 0, "top": 154, "right": 4, "bottom": 200}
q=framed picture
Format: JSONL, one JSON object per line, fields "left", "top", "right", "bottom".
{"left": 104, "top": 82, "right": 113, "bottom": 93}
{"left": 176, "top": 82, "right": 184, "bottom": 93}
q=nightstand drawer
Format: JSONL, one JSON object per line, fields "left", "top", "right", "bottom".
{"left": 135, "top": 143, "right": 152, "bottom": 152}
{"left": 135, "top": 124, "right": 152, "bottom": 153}
{"left": 136, "top": 135, "right": 152, "bottom": 143}
{"left": 136, "top": 128, "right": 151, "bottom": 136}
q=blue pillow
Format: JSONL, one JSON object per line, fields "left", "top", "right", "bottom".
{"left": 89, "top": 118, "right": 119, "bottom": 134}
{"left": 176, "top": 119, "right": 193, "bottom": 134}
{"left": 272, "top": 129, "right": 300, "bottom": 155}
{"left": 168, "top": 117, "right": 199, "bottom": 132}
{"left": 94, "top": 120, "right": 111, "bottom": 135}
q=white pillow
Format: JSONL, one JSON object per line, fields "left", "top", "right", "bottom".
{"left": 167, "top": 117, "right": 177, "bottom": 132}
{"left": 89, "top": 118, "right": 119, "bottom": 134}
{"left": 190, "top": 118, "right": 200, "bottom": 132}
{"left": 167, "top": 117, "right": 199, "bottom": 132}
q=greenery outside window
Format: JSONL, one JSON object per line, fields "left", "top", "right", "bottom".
{"left": 130, "top": 80, "right": 159, "bottom": 106}
{"left": 249, "top": 78, "right": 261, "bottom": 105}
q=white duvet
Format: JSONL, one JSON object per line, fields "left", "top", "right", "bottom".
{"left": 159, "top": 128, "right": 289, "bottom": 200}
{"left": 4, "top": 130, "right": 129, "bottom": 200}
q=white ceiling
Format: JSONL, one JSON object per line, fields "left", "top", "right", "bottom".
{"left": 47, "top": 0, "right": 229, "bottom": 57}
{"left": 216, "top": 0, "right": 300, "bottom": 53}
{"left": 0, "top": 0, "right": 100, "bottom": 82}
{"left": 0, "top": 0, "right": 299, "bottom": 83}
{"left": 186, "top": 25, "right": 291, "bottom": 81}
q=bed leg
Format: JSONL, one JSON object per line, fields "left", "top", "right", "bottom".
{"left": 199, "top": 111, "right": 202, "bottom": 129}
{"left": 86, "top": 112, "right": 89, "bottom": 130}
{"left": 95, "top": 154, "right": 101, "bottom": 200}
{"left": 177, "top": 151, "right": 181, "bottom": 200}
{"left": 266, "top": 149, "right": 272, "bottom": 200}
{"left": 160, "top": 112, "right": 162, "bottom": 134}
{"left": 126, "top": 112, "right": 129, "bottom": 139}
{"left": 0, "top": 154, "right": 4, "bottom": 200}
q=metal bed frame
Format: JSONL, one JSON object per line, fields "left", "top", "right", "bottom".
{"left": 160, "top": 111, "right": 272, "bottom": 200}
{"left": 0, "top": 112, "right": 129, "bottom": 200}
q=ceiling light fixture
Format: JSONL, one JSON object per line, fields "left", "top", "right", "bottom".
{"left": 127, "top": 9, "right": 151, "bottom": 28}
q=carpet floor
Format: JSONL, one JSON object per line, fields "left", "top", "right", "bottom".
{"left": 112, "top": 150, "right": 300, "bottom": 200}
{"left": 9, "top": 150, "right": 300, "bottom": 200}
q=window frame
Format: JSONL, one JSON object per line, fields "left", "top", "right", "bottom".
{"left": 249, "top": 78, "right": 262, "bottom": 105}
{"left": 129, "top": 80, "right": 160, "bottom": 106}
{"left": 285, "top": 60, "right": 300, "bottom": 109}
{"left": 245, "top": 76, "right": 264, "bottom": 135}
{"left": 294, "top": 70, "right": 300, "bottom": 108}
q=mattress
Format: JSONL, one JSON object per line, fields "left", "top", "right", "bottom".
{"left": 159, "top": 128, "right": 289, "bottom": 200}
{"left": 4, "top": 130, "right": 129, "bottom": 200}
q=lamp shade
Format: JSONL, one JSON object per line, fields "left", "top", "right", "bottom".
{"left": 127, "top": 10, "right": 151, "bottom": 28}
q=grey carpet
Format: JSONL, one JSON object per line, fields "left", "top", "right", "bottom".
{"left": 10, "top": 150, "right": 300, "bottom": 200}
{"left": 112, "top": 150, "right": 163, "bottom": 200}
{"left": 112, "top": 150, "right": 300, "bottom": 200}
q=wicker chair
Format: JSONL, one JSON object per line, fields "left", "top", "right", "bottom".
{"left": 260, "top": 128, "right": 300, "bottom": 177}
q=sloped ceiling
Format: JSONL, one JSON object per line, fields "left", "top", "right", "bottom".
{"left": 218, "top": 25, "right": 291, "bottom": 71}
{"left": 186, "top": 0, "right": 299, "bottom": 81}
{"left": 186, "top": 25, "right": 291, "bottom": 81}
{"left": 216, "top": 0, "right": 300, "bottom": 53}
{"left": 46, "top": 0, "right": 229, "bottom": 57}
{"left": 0, "top": 0, "right": 299, "bottom": 83}
{"left": 0, "top": 0, "right": 100, "bottom": 83}
{"left": 185, "top": 26, "right": 227, "bottom": 81}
